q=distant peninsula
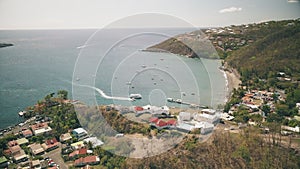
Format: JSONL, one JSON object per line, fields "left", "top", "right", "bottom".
{"left": 0, "top": 43, "right": 13, "bottom": 48}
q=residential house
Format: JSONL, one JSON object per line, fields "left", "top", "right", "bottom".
{"left": 31, "top": 122, "right": 52, "bottom": 136}
{"left": 135, "top": 105, "right": 170, "bottom": 116}
{"left": 16, "top": 138, "right": 29, "bottom": 146}
{"left": 83, "top": 137, "right": 104, "bottom": 148}
{"left": 74, "top": 155, "right": 100, "bottom": 167}
{"left": 69, "top": 148, "right": 92, "bottom": 158}
{"left": 149, "top": 118, "right": 177, "bottom": 129}
{"left": 42, "top": 138, "right": 59, "bottom": 152}
{"left": 22, "top": 129, "right": 33, "bottom": 138}
{"left": 28, "top": 143, "right": 44, "bottom": 156}
{"left": 71, "top": 141, "right": 85, "bottom": 150}
{"left": 200, "top": 122, "right": 214, "bottom": 135}
{"left": 60, "top": 133, "right": 72, "bottom": 142}
{"left": 9, "top": 145, "right": 28, "bottom": 163}
{"left": 72, "top": 128, "right": 88, "bottom": 140}
{"left": 31, "top": 160, "right": 41, "bottom": 169}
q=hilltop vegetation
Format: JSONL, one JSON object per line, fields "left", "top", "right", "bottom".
{"left": 226, "top": 19, "right": 300, "bottom": 80}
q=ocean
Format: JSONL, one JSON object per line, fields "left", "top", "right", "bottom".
{"left": 0, "top": 28, "right": 227, "bottom": 129}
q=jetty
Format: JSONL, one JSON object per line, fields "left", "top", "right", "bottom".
{"left": 167, "top": 98, "right": 208, "bottom": 108}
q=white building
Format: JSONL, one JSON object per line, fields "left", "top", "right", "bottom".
{"left": 178, "top": 112, "right": 193, "bottom": 121}
{"left": 83, "top": 137, "right": 104, "bottom": 148}
{"left": 194, "top": 113, "right": 220, "bottom": 124}
{"left": 72, "top": 128, "right": 88, "bottom": 140}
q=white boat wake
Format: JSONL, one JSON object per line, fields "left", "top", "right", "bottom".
{"left": 73, "top": 83, "right": 133, "bottom": 101}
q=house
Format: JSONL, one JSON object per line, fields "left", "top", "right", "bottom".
{"left": 42, "top": 138, "right": 59, "bottom": 152}
{"left": 201, "top": 109, "right": 216, "bottom": 115}
{"left": 74, "top": 155, "right": 100, "bottom": 167}
{"left": 8, "top": 140, "right": 18, "bottom": 147}
{"left": 9, "top": 145, "right": 28, "bottom": 163}
{"left": 60, "top": 133, "right": 72, "bottom": 142}
{"left": 69, "top": 148, "right": 92, "bottom": 158}
{"left": 71, "top": 141, "right": 85, "bottom": 150}
{"left": 28, "top": 143, "right": 44, "bottom": 155}
{"left": 83, "top": 137, "right": 104, "bottom": 148}
{"left": 72, "top": 128, "right": 88, "bottom": 140}
{"left": 178, "top": 112, "right": 193, "bottom": 121}
{"left": 31, "top": 122, "right": 52, "bottom": 136}
{"left": 22, "top": 129, "right": 33, "bottom": 138}
{"left": 31, "top": 160, "right": 41, "bottom": 169}
{"left": 16, "top": 138, "right": 29, "bottom": 146}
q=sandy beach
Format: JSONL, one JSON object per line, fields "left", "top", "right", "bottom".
{"left": 223, "top": 63, "right": 241, "bottom": 99}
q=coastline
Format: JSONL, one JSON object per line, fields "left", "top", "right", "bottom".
{"left": 221, "top": 62, "right": 241, "bottom": 101}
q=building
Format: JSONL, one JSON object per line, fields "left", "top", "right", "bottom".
{"left": 71, "top": 141, "right": 85, "bottom": 150}
{"left": 194, "top": 113, "right": 220, "bottom": 124}
{"left": 200, "top": 122, "right": 214, "bottom": 135}
{"left": 178, "top": 112, "right": 193, "bottom": 121}
{"left": 135, "top": 105, "right": 170, "bottom": 116}
{"left": 60, "top": 133, "right": 72, "bottom": 142}
{"left": 42, "top": 138, "right": 59, "bottom": 152}
{"left": 9, "top": 145, "right": 28, "bottom": 163}
{"left": 16, "top": 138, "right": 29, "bottom": 146}
{"left": 74, "top": 155, "right": 100, "bottom": 167}
{"left": 69, "top": 148, "right": 92, "bottom": 158}
{"left": 176, "top": 122, "right": 195, "bottom": 132}
{"left": 22, "top": 129, "right": 33, "bottom": 138}
{"left": 31, "top": 160, "right": 41, "bottom": 169}
{"left": 28, "top": 143, "right": 44, "bottom": 156}
{"left": 83, "top": 137, "right": 104, "bottom": 148}
{"left": 31, "top": 122, "right": 52, "bottom": 136}
{"left": 0, "top": 156, "right": 8, "bottom": 168}
{"left": 72, "top": 128, "right": 88, "bottom": 140}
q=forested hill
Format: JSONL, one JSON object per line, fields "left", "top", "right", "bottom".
{"left": 226, "top": 19, "right": 300, "bottom": 80}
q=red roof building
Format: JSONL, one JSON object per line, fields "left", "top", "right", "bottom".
{"left": 134, "top": 106, "right": 144, "bottom": 111}
{"left": 167, "top": 119, "right": 177, "bottom": 126}
{"left": 42, "top": 138, "right": 59, "bottom": 151}
{"left": 74, "top": 155, "right": 100, "bottom": 167}
{"left": 156, "top": 120, "right": 168, "bottom": 127}
{"left": 69, "top": 148, "right": 87, "bottom": 157}
{"left": 22, "top": 129, "right": 33, "bottom": 138}
{"left": 149, "top": 117, "right": 159, "bottom": 123}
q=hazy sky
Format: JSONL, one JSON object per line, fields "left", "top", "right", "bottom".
{"left": 0, "top": 0, "right": 299, "bottom": 29}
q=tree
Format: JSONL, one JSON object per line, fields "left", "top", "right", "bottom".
{"left": 57, "top": 90, "right": 68, "bottom": 100}
{"left": 261, "top": 105, "right": 271, "bottom": 116}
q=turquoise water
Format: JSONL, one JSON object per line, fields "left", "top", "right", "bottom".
{"left": 0, "top": 29, "right": 226, "bottom": 129}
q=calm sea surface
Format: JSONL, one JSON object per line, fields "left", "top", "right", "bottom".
{"left": 0, "top": 28, "right": 226, "bottom": 129}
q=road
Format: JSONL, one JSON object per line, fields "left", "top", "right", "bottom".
{"left": 42, "top": 143, "right": 69, "bottom": 169}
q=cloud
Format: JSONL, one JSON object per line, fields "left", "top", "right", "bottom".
{"left": 219, "top": 7, "right": 242, "bottom": 13}
{"left": 287, "top": 0, "right": 299, "bottom": 2}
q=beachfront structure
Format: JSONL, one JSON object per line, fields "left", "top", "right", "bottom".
{"left": 60, "top": 133, "right": 72, "bottom": 142}
{"left": 72, "top": 128, "right": 88, "bottom": 140}
{"left": 176, "top": 122, "right": 195, "bottom": 132}
{"left": 200, "top": 122, "right": 214, "bottom": 135}
{"left": 83, "top": 137, "right": 104, "bottom": 148}
{"left": 28, "top": 143, "right": 44, "bottom": 155}
{"left": 30, "top": 122, "right": 52, "bottom": 136}
{"left": 134, "top": 105, "right": 170, "bottom": 116}
{"left": 201, "top": 109, "right": 217, "bottom": 115}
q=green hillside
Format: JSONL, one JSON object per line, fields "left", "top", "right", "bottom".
{"left": 226, "top": 19, "right": 300, "bottom": 80}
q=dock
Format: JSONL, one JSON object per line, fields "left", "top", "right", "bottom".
{"left": 167, "top": 98, "right": 208, "bottom": 109}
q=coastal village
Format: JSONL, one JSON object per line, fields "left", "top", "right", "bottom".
{"left": 1, "top": 19, "right": 300, "bottom": 168}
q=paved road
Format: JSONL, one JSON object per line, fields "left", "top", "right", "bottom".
{"left": 42, "top": 143, "right": 68, "bottom": 169}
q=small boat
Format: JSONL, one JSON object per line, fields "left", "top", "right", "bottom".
{"left": 126, "top": 82, "right": 132, "bottom": 85}
{"left": 76, "top": 77, "right": 80, "bottom": 81}
{"left": 175, "top": 99, "right": 182, "bottom": 104}
{"left": 129, "top": 94, "right": 142, "bottom": 99}
{"left": 191, "top": 93, "right": 195, "bottom": 95}
{"left": 141, "top": 64, "right": 146, "bottom": 68}
{"left": 167, "top": 98, "right": 174, "bottom": 102}
{"left": 181, "top": 92, "right": 186, "bottom": 96}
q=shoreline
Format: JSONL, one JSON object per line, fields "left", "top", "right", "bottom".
{"left": 221, "top": 62, "right": 241, "bottom": 101}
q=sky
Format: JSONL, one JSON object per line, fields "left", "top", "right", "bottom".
{"left": 0, "top": 0, "right": 299, "bottom": 29}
